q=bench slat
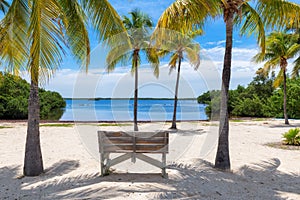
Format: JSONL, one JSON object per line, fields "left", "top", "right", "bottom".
{"left": 102, "top": 137, "right": 168, "bottom": 145}
{"left": 102, "top": 131, "right": 168, "bottom": 138}
{"left": 103, "top": 144, "right": 168, "bottom": 153}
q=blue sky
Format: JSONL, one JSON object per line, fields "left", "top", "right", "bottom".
{"left": 4, "top": 0, "right": 300, "bottom": 98}
{"left": 53, "top": 0, "right": 260, "bottom": 98}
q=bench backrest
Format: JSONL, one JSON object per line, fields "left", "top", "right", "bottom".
{"left": 98, "top": 131, "right": 169, "bottom": 154}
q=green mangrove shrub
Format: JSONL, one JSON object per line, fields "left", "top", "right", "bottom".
{"left": 0, "top": 72, "right": 66, "bottom": 120}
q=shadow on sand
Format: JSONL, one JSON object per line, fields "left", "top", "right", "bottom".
{"left": 0, "top": 158, "right": 299, "bottom": 199}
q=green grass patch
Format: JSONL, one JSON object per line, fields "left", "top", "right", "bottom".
{"left": 252, "top": 118, "right": 267, "bottom": 121}
{"left": 40, "top": 123, "right": 74, "bottom": 127}
{"left": 0, "top": 126, "right": 13, "bottom": 129}
{"left": 98, "top": 123, "right": 132, "bottom": 127}
{"left": 201, "top": 123, "right": 218, "bottom": 126}
{"left": 230, "top": 119, "right": 244, "bottom": 122}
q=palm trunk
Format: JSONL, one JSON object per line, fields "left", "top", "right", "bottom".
{"left": 23, "top": 79, "right": 44, "bottom": 176}
{"left": 283, "top": 67, "right": 289, "bottom": 125}
{"left": 133, "top": 52, "right": 139, "bottom": 131}
{"left": 215, "top": 12, "right": 233, "bottom": 171}
{"left": 170, "top": 55, "right": 182, "bottom": 129}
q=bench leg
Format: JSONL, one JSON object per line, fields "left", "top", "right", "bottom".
{"left": 100, "top": 153, "right": 110, "bottom": 176}
{"left": 100, "top": 153, "right": 105, "bottom": 176}
{"left": 162, "top": 153, "right": 167, "bottom": 178}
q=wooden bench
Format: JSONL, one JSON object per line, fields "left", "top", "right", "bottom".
{"left": 97, "top": 131, "right": 169, "bottom": 177}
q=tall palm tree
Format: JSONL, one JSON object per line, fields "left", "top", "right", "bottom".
{"left": 106, "top": 9, "right": 159, "bottom": 131}
{"left": 156, "top": 0, "right": 300, "bottom": 170}
{"left": 158, "top": 32, "right": 200, "bottom": 129}
{"left": 0, "top": 0, "right": 125, "bottom": 176}
{"left": 253, "top": 32, "right": 300, "bottom": 125}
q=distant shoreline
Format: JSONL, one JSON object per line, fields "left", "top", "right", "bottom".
{"left": 64, "top": 98, "right": 198, "bottom": 101}
{"left": 0, "top": 119, "right": 209, "bottom": 124}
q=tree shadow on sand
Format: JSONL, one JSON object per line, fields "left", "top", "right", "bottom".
{"left": 268, "top": 121, "right": 300, "bottom": 128}
{"left": 0, "top": 158, "right": 299, "bottom": 199}
{"left": 0, "top": 160, "right": 118, "bottom": 199}
{"left": 115, "top": 158, "right": 299, "bottom": 200}
{"left": 152, "top": 158, "right": 300, "bottom": 199}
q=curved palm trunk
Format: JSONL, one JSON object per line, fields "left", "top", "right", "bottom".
{"left": 23, "top": 79, "right": 43, "bottom": 176}
{"left": 133, "top": 52, "right": 139, "bottom": 131}
{"left": 283, "top": 67, "right": 289, "bottom": 125}
{"left": 215, "top": 13, "right": 233, "bottom": 171}
{"left": 170, "top": 56, "right": 182, "bottom": 129}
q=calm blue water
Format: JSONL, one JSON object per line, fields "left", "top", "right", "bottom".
{"left": 60, "top": 99, "right": 207, "bottom": 121}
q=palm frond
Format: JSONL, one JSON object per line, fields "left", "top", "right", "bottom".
{"left": 157, "top": 49, "right": 172, "bottom": 58}
{"left": 256, "top": 0, "right": 300, "bottom": 31}
{"left": 286, "top": 43, "right": 300, "bottom": 59}
{"left": 185, "top": 43, "right": 200, "bottom": 70}
{"left": 107, "top": 52, "right": 130, "bottom": 73}
{"left": 81, "top": 0, "right": 127, "bottom": 46}
{"left": 106, "top": 9, "right": 159, "bottom": 78}
{"left": 0, "top": 0, "right": 29, "bottom": 75}
{"left": 292, "top": 56, "right": 300, "bottom": 78}
{"left": 0, "top": 0, "right": 9, "bottom": 13}
{"left": 29, "top": 0, "right": 65, "bottom": 84}
{"left": 169, "top": 53, "right": 178, "bottom": 69}
{"left": 273, "top": 68, "right": 284, "bottom": 88}
{"left": 237, "top": 2, "right": 266, "bottom": 53}
{"left": 58, "top": 0, "right": 90, "bottom": 71}
{"left": 145, "top": 47, "right": 159, "bottom": 78}
{"left": 106, "top": 43, "right": 131, "bottom": 72}
{"left": 252, "top": 52, "right": 265, "bottom": 63}
{"left": 129, "top": 8, "right": 153, "bottom": 29}
{"left": 122, "top": 16, "right": 133, "bottom": 30}
{"left": 257, "top": 58, "right": 281, "bottom": 77}
{"left": 156, "top": 0, "right": 220, "bottom": 34}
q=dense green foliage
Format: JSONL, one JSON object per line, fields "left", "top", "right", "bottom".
{"left": 0, "top": 72, "right": 66, "bottom": 120}
{"left": 198, "top": 73, "right": 300, "bottom": 119}
{"left": 283, "top": 128, "right": 300, "bottom": 146}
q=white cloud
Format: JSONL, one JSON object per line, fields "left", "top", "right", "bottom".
{"left": 40, "top": 45, "right": 264, "bottom": 98}
{"left": 205, "top": 40, "right": 226, "bottom": 46}
{"left": 43, "top": 59, "right": 222, "bottom": 98}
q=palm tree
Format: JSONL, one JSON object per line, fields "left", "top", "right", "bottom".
{"left": 158, "top": 32, "right": 200, "bottom": 129}
{"left": 156, "top": 0, "right": 300, "bottom": 170}
{"left": 0, "top": 0, "right": 125, "bottom": 176}
{"left": 253, "top": 32, "right": 300, "bottom": 125}
{"left": 106, "top": 9, "right": 159, "bottom": 131}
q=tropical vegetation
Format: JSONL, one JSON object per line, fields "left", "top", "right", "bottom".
{"left": 198, "top": 73, "right": 300, "bottom": 120}
{"left": 253, "top": 31, "right": 300, "bottom": 125}
{"left": 0, "top": 0, "right": 125, "bottom": 176}
{"left": 283, "top": 128, "right": 300, "bottom": 146}
{"left": 0, "top": 72, "right": 65, "bottom": 120}
{"left": 106, "top": 9, "right": 159, "bottom": 131}
{"left": 157, "top": 32, "right": 200, "bottom": 129}
{"left": 156, "top": 0, "right": 300, "bottom": 170}
{"left": 0, "top": 0, "right": 299, "bottom": 178}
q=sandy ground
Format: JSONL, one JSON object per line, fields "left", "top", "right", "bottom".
{"left": 0, "top": 120, "right": 299, "bottom": 199}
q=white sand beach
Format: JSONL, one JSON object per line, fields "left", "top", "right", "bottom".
{"left": 0, "top": 120, "right": 299, "bottom": 199}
